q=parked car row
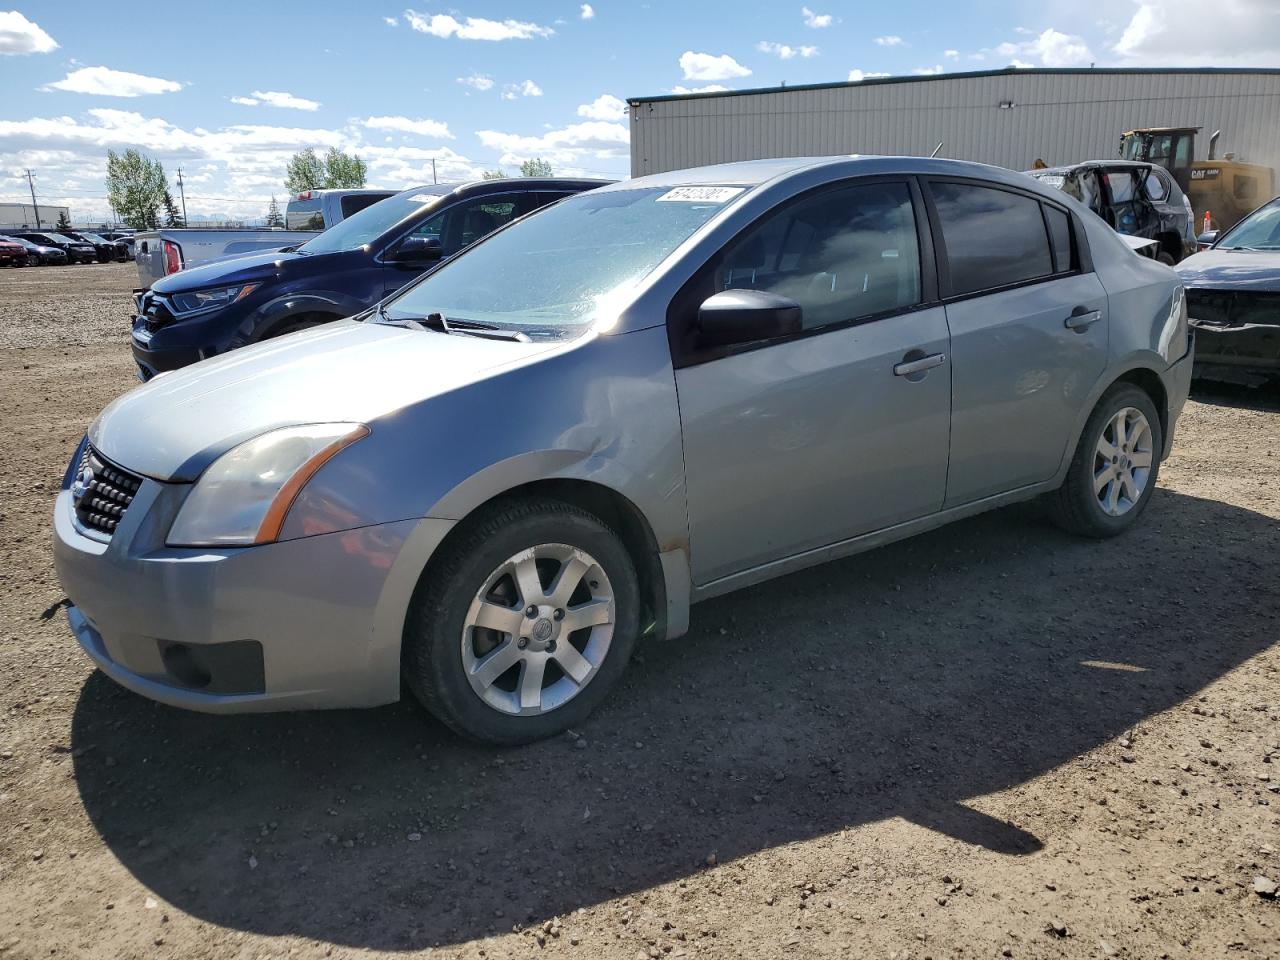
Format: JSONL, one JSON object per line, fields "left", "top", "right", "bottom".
{"left": 0, "top": 230, "right": 131, "bottom": 265}
{"left": 54, "top": 156, "right": 1195, "bottom": 745}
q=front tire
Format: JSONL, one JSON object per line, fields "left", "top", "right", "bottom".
{"left": 1049, "top": 383, "right": 1163, "bottom": 538}
{"left": 403, "top": 498, "right": 641, "bottom": 745}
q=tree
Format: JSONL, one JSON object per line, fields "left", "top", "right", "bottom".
{"left": 285, "top": 148, "right": 325, "bottom": 194}
{"left": 106, "top": 148, "right": 167, "bottom": 229}
{"left": 265, "top": 195, "right": 284, "bottom": 227}
{"left": 162, "top": 189, "right": 184, "bottom": 227}
{"left": 519, "top": 157, "right": 553, "bottom": 177}
{"left": 323, "top": 147, "right": 367, "bottom": 188}
{"left": 55, "top": 210, "right": 72, "bottom": 231}
{"left": 284, "top": 147, "right": 368, "bottom": 193}
{"left": 481, "top": 169, "right": 507, "bottom": 180}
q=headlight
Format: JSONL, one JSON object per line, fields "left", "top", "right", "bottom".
{"left": 170, "top": 283, "right": 259, "bottom": 315}
{"left": 167, "top": 423, "right": 368, "bottom": 547}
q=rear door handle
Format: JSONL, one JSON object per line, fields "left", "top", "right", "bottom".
{"left": 893, "top": 352, "right": 946, "bottom": 377}
{"left": 1065, "top": 308, "right": 1103, "bottom": 331}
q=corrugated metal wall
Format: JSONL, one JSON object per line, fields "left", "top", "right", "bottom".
{"left": 629, "top": 70, "right": 1280, "bottom": 178}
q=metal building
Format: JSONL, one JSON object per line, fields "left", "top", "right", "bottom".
{"left": 628, "top": 67, "right": 1280, "bottom": 178}
{"left": 0, "top": 202, "right": 71, "bottom": 231}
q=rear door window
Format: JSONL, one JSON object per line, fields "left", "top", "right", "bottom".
{"left": 929, "top": 181, "right": 1053, "bottom": 296}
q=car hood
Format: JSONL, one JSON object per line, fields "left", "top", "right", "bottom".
{"left": 152, "top": 249, "right": 303, "bottom": 292}
{"left": 90, "top": 320, "right": 561, "bottom": 481}
{"left": 1175, "top": 249, "right": 1280, "bottom": 290}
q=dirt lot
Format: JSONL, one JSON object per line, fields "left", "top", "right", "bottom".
{"left": 1, "top": 263, "right": 1278, "bottom": 960}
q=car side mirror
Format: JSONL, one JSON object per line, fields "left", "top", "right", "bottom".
{"left": 387, "top": 236, "right": 443, "bottom": 265}
{"left": 697, "top": 289, "right": 802, "bottom": 348}
{"left": 1196, "top": 229, "right": 1219, "bottom": 249}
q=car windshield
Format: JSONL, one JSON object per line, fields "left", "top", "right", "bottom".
{"left": 383, "top": 185, "right": 737, "bottom": 334}
{"left": 1216, "top": 202, "right": 1280, "bottom": 249}
{"left": 45, "top": 233, "right": 78, "bottom": 244}
{"left": 296, "top": 188, "right": 447, "bottom": 255}
{"left": 79, "top": 233, "right": 107, "bottom": 243}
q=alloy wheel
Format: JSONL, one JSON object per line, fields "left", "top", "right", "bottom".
{"left": 461, "top": 543, "right": 615, "bottom": 716}
{"left": 1093, "top": 406, "right": 1154, "bottom": 517}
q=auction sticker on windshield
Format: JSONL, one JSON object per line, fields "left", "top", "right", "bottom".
{"left": 656, "top": 186, "right": 745, "bottom": 203}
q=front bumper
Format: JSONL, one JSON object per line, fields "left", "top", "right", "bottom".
{"left": 53, "top": 477, "right": 455, "bottom": 714}
{"left": 1189, "top": 319, "right": 1280, "bottom": 383}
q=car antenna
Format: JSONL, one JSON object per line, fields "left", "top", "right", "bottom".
{"left": 929, "top": 142, "right": 945, "bottom": 159}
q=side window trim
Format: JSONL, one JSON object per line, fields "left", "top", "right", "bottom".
{"left": 668, "top": 175, "right": 937, "bottom": 370}
{"left": 921, "top": 176, "right": 1091, "bottom": 303}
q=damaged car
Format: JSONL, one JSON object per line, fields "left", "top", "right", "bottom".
{"left": 1027, "top": 160, "right": 1196, "bottom": 264}
{"left": 1176, "top": 195, "right": 1280, "bottom": 385}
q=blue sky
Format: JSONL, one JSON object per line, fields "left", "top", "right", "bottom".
{"left": 2, "top": 1, "right": 1277, "bottom": 222}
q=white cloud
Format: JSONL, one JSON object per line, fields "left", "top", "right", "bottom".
{"left": 501, "top": 80, "right": 543, "bottom": 100}
{"left": 944, "top": 49, "right": 959, "bottom": 59}
{"left": 577, "top": 94, "right": 627, "bottom": 121}
{"left": 679, "top": 51, "right": 752, "bottom": 81}
{"left": 403, "top": 8, "right": 553, "bottom": 41}
{"left": 996, "top": 28, "right": 1093, "bottom": 67}
{"left": 457, "top": 73, "right": 494, "bottom": 91}
{"left": 383, "top": 16, "right": 398, "bottom": 26}
{"left": 44, "top": 66, "right": 182, "bottom": 97}
{"left": 476, "top": 120, "right": 629, "bottom": 168}
{"left": 670, "top": 84, "right": 730, "bottom": 94}
{"left": 847, "top": 69, "right": 891, "bottom": 82}
{"left": 1113, "top": 0, "right": 1280, "bottom": 65}
{"left": 801, "top": 6, "right": 832, "bottom": 28}
{"left": 874, "top": 35, "right": 904, "bottom": 47}
{"left": 580, "top": 3, "right": 594, "bottom": 19}
{"left": 362, "top": 115, "right": 454, "bottom": 138}
{"left": 757, "top": 41, "right": 819, "bottom": 59}
{"left": 0, "top": 10, "right": 57, "bottom": 54}
{"left": 913, "top": 65, "right": 944, "bottom": 75}
{"left": 231, "top": 90, "right": 321, "bottom": 111}
{"left": 1010, "top": 59, "right": 1034, "bottom": 69}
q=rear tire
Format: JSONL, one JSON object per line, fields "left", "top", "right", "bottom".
{"left": 403, "top": 497, "right": 640, "bottom": 745}
{"left": 1048, "top": 383, "right": 1163, "bottom": 539}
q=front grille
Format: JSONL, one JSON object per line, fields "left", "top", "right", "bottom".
{"left": 71, "top": 446, "right": 143, "bottom": 537}
{"left": 1186, "top": 289, "right": 1280, "bottom": 328}
{"left": 136, "top": 290, "right": 177, "bottom": 332}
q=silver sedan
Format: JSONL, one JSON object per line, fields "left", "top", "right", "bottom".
{"left": 53, "top": 156, "right": 1194, "bottom": 744}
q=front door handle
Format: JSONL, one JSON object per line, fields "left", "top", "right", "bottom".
{"left": 893, "top": 352, "right": 946, "bottom": 377}
{"left": 1065, "top": 308, "right": 1103, "bottom": 331}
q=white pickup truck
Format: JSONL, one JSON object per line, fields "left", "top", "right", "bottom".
{"left": 133, "top": 188, "right": 394, "bottom": 288}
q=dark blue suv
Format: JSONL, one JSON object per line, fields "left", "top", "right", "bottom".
{"left": 131, "top": 177, "right": 608, "bottom": 379}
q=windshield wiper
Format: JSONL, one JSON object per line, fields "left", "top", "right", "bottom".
{"left": 374, "top": 308, "right": 530, "bottom": 341}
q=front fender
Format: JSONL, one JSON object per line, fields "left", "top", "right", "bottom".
{"left": 234, "top": 291, "right": 368, "bottom": 346}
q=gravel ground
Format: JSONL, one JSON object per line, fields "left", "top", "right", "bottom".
{"left": 1, "top": 263, "right": 1278, "bottom": 960}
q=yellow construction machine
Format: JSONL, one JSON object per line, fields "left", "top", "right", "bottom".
{"left": 1119, "top": 127, "right": 1274, "bottom": 233}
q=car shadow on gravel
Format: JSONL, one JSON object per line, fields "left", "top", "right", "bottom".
{"left": 70, "top": 489, "right": 1280, "bottom": 951}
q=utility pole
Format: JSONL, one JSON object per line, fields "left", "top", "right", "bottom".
{"left": 431, "top": 158, "right": 437, "bottom": 184}
{"left": 25, "top": 169, "right": 40, "bottom": 229}
{"left": 176, "top": 167, "right": 188, "bottom": 223}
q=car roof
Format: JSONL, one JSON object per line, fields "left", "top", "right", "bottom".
{"left": 594, "top": 155, "right": 1065, "bottom": 196}
{"left": 1031, "top": 160, "right": 1162, "bottom": 176}
{"left": 385, "top": 177, "right": 613, "bottom": 202}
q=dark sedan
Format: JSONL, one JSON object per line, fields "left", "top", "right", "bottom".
{"left": 1, "top": 235, "right": 68, "bottom": 265}
{"left": 1176, "top": 196, "right": 1280, "bottom": 385}
{"left": 12, "top": 231, "right": 97, "bottom": 264}
{"left": 67, "top": 231, "right": 130, "bottom": 263}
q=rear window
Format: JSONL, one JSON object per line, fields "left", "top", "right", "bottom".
{"left": 286, "top": 197, "right": 323, "bottom": 231}
{"left": 340, "top": 193, "right": 389, "bottom": 218}
{"left": 930, "top": 182, "right": 1053, "bottom": 296}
